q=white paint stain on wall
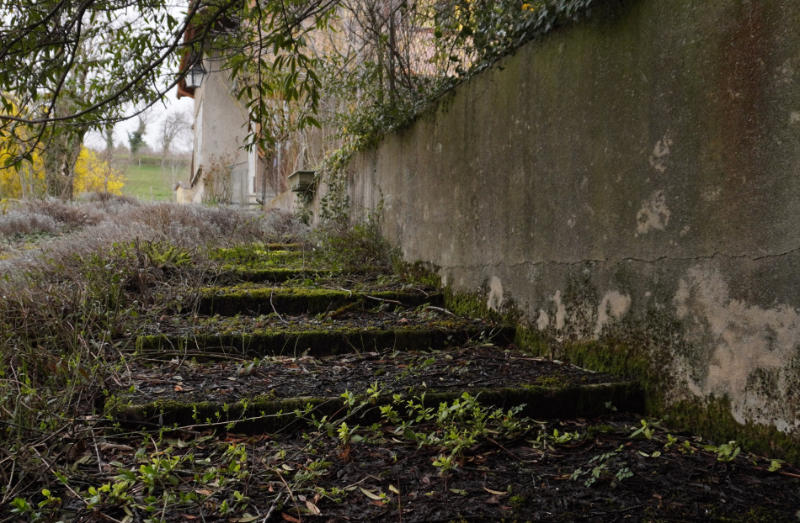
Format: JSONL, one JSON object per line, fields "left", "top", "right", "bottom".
{"left": 673, "top": 265, "right": 800, "bottom": 430}
{"left": 537, "top": 309, "right": 550, "bottom": 330}
{"left": 649, "top": 133, "right": 673, "bottom": 173}
{"left": 553, "top": 290, "right": 566, "bottom": 330}
{"left": 594, "top": 290, "right": 633, "bottom": 336}
{"left": 487, "top": 276, "right": 504, "bottom": 311}
{"left": 567, "top": 214, "right": 577, "bottom": 229}
{"left": 636, "top": 190, "right": 671, "bottom": 234}
{"left": 701, "top": 186, "right": 722, "bottom": 202}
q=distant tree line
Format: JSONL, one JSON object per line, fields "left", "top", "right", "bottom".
{"left": 0, "top": 0, "right": 596, "bottom": 200}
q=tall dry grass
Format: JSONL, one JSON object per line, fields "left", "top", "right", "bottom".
{"left": 0, "top": 195, "right": 306, "bottom": 504}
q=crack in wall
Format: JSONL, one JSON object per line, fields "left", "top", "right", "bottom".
{"left": 436, "top": 245, "right": 800, "bottom": 273}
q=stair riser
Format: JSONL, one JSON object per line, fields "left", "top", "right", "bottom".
{"left": 197, "top": 292, "right": 444, "bottom": 316}
{"left": 108, "top": 383, "right": 644, "bottom": 434}
{"left": 136, "top": 326, "right": 516, "bottom": 358}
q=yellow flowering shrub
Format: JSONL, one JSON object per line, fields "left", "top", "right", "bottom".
{"left": 0, "top": 149, "right": 45, "bottom": 199}
{"left": 0, "top": 103, "right": 46, "bottom": 199}
{"left": 0, "top": 145, "right": 123, "bottom": 199}
{"left": 73, "top": 148, "right": 124, "bottom": 195}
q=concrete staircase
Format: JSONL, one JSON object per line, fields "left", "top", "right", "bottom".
{"left": 107, "top": 241, "right": 643, "bottom": 433}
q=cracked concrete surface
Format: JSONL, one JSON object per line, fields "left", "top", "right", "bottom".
{"left": 332, "top": 0, "right": 800, "bottom": 435}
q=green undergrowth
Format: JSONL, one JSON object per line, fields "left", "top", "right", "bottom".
{"left": 521, "top": 333, "right": 800, "bottom": 465}
{"left": 0, "top": 239, "right": 201, "bottom": 422}
{"left": 0, "top": 201, "right": 305, "bottom": 511}
{"left": 17, "top": 385, "right": 793, "bottom": 521}
{"left": 105, "top": 383, "right": 640, "bottom": 434}
{"left": 4, "top": 214, "right": 798, "bottom": 519}
{"left": 663, "top": 396, "right": 800, "bottom": 466}
{"left": 0, "top": 239, "right": 213, "bottom": 506}
{"left": 19, "top": 389, "right": 556, "bottom": 520}
{"left": 436, "top": 284, "right": 800, "bottom": 465}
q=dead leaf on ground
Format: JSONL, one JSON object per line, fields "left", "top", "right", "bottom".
{"left": 306, "top": 500, "right": 321, "bottom": 515}
{"left": 483, "top": 487, "right": 507, "bottom": 496}
{"left": 360, "top": 487, "right": 384, "bottom": 501}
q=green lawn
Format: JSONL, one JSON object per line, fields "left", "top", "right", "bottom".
{"left": 121, "top": 161, "right": 188, "bottom": 202}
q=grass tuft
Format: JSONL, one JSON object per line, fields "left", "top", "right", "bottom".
{"left": 0, "top": 197, "right": 305, "bottom": 506}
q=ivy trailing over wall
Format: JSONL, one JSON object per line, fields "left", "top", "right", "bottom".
{"left": 311, "top": 0, "right": 600, "bottom": 224}
{"left": 337, "top": 0, "right": 600, "bottom": 147}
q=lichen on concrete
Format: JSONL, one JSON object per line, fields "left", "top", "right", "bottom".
{"left": 673, "top": 263, "right": 800, "bottom": 432}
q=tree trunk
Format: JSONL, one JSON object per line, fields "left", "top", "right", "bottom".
{"left": 43, "top": 129, "right": 85, "bottom": 200}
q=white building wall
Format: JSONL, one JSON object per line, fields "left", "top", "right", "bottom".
{"left": 189, "top": 57, "right": 270, "bottom": 205}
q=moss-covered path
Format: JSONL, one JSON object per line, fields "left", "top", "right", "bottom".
{"left": 111, "top": 241, "right": 641, "bottom": 432}
{"left": 93, "top": 241, "right": 800, "bottom": 521}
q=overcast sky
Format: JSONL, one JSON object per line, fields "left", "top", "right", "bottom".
{"left": 84, "top": 88, "right": 194, "bottom": 154}
{"left": 84, "top": 1, "right": 195, "bottom": 155}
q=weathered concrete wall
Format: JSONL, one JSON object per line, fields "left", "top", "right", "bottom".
{"left": 338, "top": 0, "right": 800, "bottom": 434}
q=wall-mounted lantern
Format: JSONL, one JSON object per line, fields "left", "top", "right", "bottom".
{"left": 185, "top": 60, "right": 206, "bottom": 89}
{"left": 288, "top": 170, "right": 316, "bottom": 211}
{"left": 288, "top": 170, "right": 316, "bottom": 194}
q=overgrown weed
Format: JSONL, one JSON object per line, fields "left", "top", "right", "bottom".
{"left": 0, "top": 195, "right": 304, "bottom": 507}
{"left": 313, "top": 220, "right": 396, "bottom": 273}
{"left": 312, "top": 199, "right": 396, "bottom": 273}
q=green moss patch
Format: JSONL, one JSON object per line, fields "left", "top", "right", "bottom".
{"left": 514, "top": 327, "right": 800, "bottom": 464}
{"left": 663, "top": 396, "right": 800, "bottom": 465}
{"left": 210, "top": 243, "right": 303, "bottom": 261}
{"left": 216, "top": 267, "right": 332, "bottom": 283}
{"left": 444, "top": 288, "right": 505, "bottom": 322}
{"left": 210, "top": 246, "right": 313, "bottom": 266}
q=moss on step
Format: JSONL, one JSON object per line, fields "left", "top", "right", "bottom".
{"left": 135, "top": 323, "right": 516, "bottom": 358}
{"left": 105, "top": 394, "right": 338, "bottom": 434}
{"left": 216, "top": 267, "right": 331, "bottom": 283}
{"left": 444, "top": 288, "right": 505, "bottom": 322}
{"left": 211, "top": 248, "right": 312, "bottom": 269}
{"left": 106, "top": 381, "right": 642, "bottom": 434}
{"left": 518, "top": 329, "right": 660, "bottom": 398}
{"left": 197, "top": 286, "right": 444, "bottom": 315}
{"left": 265, "top": 242, "right": 303, "bottom": 251}
{"left": 210, "top": 243, "right": 304, "bottom": 259}
{"left": 218, "top": 255, "right": 314, "bottom": 271}
{"left": 662, "top": 396, "right": 800, "bottom": 465}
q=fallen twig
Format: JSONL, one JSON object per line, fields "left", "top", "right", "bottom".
{"left": 270, "top": 289, "right": 289, "bottom": 324}
{"left": 425, "top": 305, "right": 455, "bottom": 316}
{"left": 366, "top": 295, "right": 403, "bottom": 305}
{"left": 275, "top": 468, "right": 301, "bottom": 519}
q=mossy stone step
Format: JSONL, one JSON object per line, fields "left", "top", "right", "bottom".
{"left": 213, "top": 266, "right": 392, "bottom": 284}
{"left": 106, "top": 382, "right": 643, "bottom": 433}
{"left": 210, "top": 245, "right": 310, "bottom": 264}
{"left": 264, "top": 242, "right": 303, "bottom": 251}
{"left": 215, "top": 267, "right": 331, "bottom": 283}
{"left": 197, "top": 287, "right": 444, "bottom": 315}
{"left": 136, "top": 324, "right": 515, "bottom": 358}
